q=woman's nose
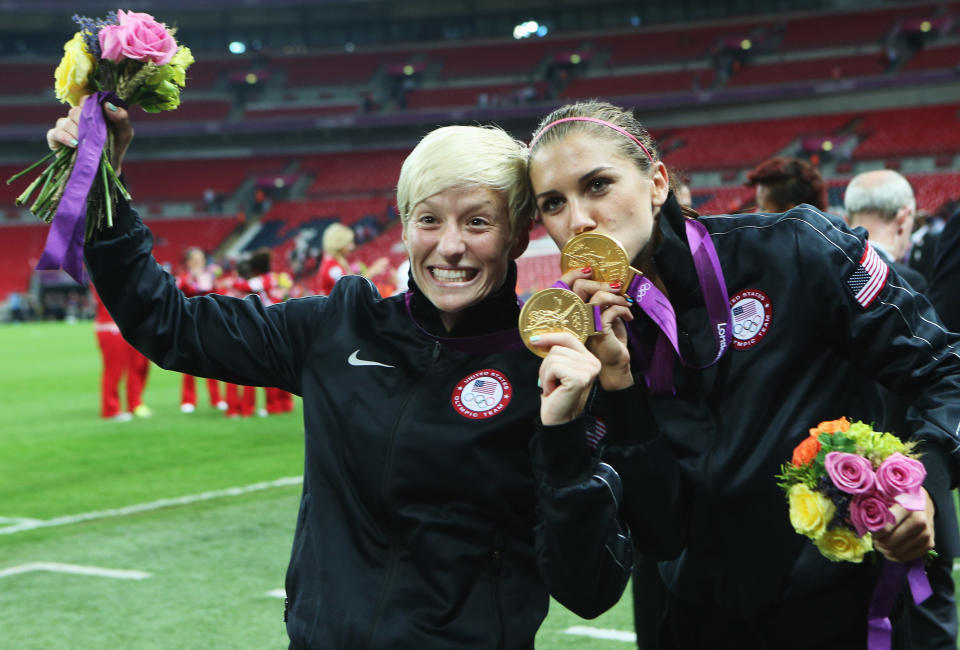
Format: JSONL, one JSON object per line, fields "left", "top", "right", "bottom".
{"left": 437, "top": 223, "right": 466, "bottom": 258}
{"left": 568, "top": 200, "right": 596, "bottom": 235}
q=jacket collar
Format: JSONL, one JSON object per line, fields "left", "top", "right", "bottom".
{"left": 651, "top": 192, "right": 703, "bottom": 311}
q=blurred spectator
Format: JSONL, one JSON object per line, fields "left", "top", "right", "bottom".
{"left": 176, "top": 247, "right": 228, "bottom": 414}
{"left": 844, "top": 169, "right": 926, "bottom": 290}
{"left": 8, "top": 292, "right": 26, "bottom": 322}
{"left": 93, "top": 288, "right": 152, "bottom": 421}
{"left": 311, "top": 222, "right": 388, "bottom": 296}
{"left": 744, "top": 156, "right": 828, "bottom": 212}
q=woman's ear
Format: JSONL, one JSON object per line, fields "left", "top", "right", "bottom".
{"left": 509, "top": 224, "right": 531, "bottom": 261}
{"left": 650, "top": 161, "right": 670, "bottom": 210}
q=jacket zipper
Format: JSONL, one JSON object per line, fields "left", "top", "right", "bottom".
{"left": 366, "top": 340, "right": 443, "bottom": 647}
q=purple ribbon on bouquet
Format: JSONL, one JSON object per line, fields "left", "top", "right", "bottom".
{"left": 867, "top": 558, "right": 931, "bottom": 650}
{"left": 36, "top": 91, "right": 114, "bottom": 284}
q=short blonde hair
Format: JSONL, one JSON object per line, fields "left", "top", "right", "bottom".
{"left": 322, "top": 222, "right": 354, "bottom": 255}
{"left": 396, "top": 125, "right": 534, "bottom": 238}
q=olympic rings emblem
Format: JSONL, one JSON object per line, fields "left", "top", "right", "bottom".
{"left": 463, "top": 392, "right": 495, "bottom": 409}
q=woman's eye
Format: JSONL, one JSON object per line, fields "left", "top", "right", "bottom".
{"left": 540, "top": 197, "right": 563, "bottom": 213}
{"left": 588, "top": 177, "right": 610, "bottom": 192}
{"left": 417, "top": 214, "right": 436, "bottom": 225}
{"left": 468, "top": 217, "right": 490, "bottom": 227}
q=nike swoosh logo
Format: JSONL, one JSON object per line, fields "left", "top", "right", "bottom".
{"left": 348, "top": 349, "right": 395, "bottom": 368}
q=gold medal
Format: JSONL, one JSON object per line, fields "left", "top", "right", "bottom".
{"left": 518, "top": 288, "right": 594, "bottom": 357}
{"left": 560, "top": 232, "right": 638, "bottom": 292}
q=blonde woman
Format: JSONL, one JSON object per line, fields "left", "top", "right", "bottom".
{"left": 312, "top": 222, "right": 388, "bottom": 296}
{"left": 50, "top": 96, "right": 689, "bottom": 648}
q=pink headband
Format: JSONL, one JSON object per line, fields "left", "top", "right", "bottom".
{"left": 529, "top": 116, "right": 654, "bottom": 162}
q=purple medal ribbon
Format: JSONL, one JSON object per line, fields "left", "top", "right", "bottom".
{"left": 623, "top": 219, "right": 732, "bottom": 394}
{"left": 867, "top": 558, "right": 931, "bottom": 650}
{"left": 404, "top": 291, "right": 526, "bottom": 353}
{"left": 36, "top": 91, "right": 114, "bottom": 284}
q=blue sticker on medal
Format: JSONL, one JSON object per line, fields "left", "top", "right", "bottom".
{"left": 452, "top": 369, "right": 512, "bottom": 419}
{"left": 729, "top": 289, "right": 772, "bottom": 350}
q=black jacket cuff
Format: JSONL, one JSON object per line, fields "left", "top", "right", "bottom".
{"left": 593, "top": 382, "right": 659, "bottom": 446}
{"left": 532, "top": 413, "right": 593, "bottom": 486}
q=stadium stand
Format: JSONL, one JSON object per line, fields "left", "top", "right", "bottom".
{"left": 778, "top": 3, "right": 941, "bottom": 50}
{"left": 2, "top": 2, "right": 960, "bottom": 306}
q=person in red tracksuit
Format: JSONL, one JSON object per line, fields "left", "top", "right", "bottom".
{"left": 227, "top": 249, "right": 296, "bottom": 416}
{"left": 93, "top": 289, "right": 151, "bottom": 421}
{"left": 176, "top": 247, "right": 227, "bottom": 413}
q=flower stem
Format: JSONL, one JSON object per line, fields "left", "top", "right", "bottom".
{"left": 6, "top": 149, "right": 57, "bottom": 185}
{"left": 101, "top": 159, "right": 113, "bottom": 229}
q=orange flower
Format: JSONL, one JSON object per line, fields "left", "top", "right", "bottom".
{"left": 809, "top": 416, "right": 850, "bottom": 438}
{"left": 792, "top": 436, "right": 822, "bottom": 467}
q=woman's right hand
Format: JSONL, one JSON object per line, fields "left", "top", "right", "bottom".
{"left": 558, "top": 267, "right": 634, "bottom": 390}
{"left": 46, "top": 94, "right": 134, "bottom": 173}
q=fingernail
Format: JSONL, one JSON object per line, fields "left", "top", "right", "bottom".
{"left": 530, "top": 335, "right": 540, "bottom": 343}
{"left": 626, "top": 296, "right": 634, "bottom": 304}
{"left": 69, "top": 138, "right": 78, "bottom": 147}
{"left": 581, "top": 266, "right": 591, "bottom": 274}
{"left": 106, "top": 102, "right": 118, "bottom": 112}
{"left": 610, "top": 281, "right": 622, "bottom": 290}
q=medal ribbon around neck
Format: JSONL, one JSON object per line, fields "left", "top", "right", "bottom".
{"left": 554, "top": 221, "right": 731, "bottom": 394}
{"left": 625, "top": 219, "right": 731, "bottom": 393}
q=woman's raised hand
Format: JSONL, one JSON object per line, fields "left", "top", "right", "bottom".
{"left": 531, "top": 331, "right": 601, "bottom": 426}
{"left": 46, "top": 94, "right": 134, "bottom": 173}
{"left": 558, "top": 266, "right": 634, "bottom": 391}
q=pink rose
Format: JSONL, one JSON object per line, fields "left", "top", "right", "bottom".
{"left": 824, "top": 452, "right": 876, "bottom": 494}
{"left": 876, "top": 452, "right": 926, "bottom": 510}
{"left": 849, "top": 492, "right": 895, "bottom": 537}
{"left": 99, "top": 10, "right": 177, "bottom": 66}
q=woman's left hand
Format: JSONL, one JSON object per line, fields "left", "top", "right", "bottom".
{"left": 872, "top": 488, "right": 936, "bottom": 562}
{"left": 531, "top": 331, "right": 601, "bottom": 426}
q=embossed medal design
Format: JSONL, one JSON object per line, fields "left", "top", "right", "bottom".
{"left": 560, "top": 232, "right": 638, "bottom": 292}
{"left": 518, "top": 288, "right": 593, "bottom": 357}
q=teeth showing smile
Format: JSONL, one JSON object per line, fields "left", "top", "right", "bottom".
{"left": 431, "top": 268, "right": 475, "bottom": 282}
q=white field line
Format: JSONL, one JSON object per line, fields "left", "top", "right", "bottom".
{"left": 0, "top": 562, "right": 151, "bottom": 580}
{"left": 266, "top": 589, "right": 286, "bottom": 599}
{"left": 0, "top": 516, "right": 41, "bottom": 525}
{"left": 0, "top": 476, "right": 303, "bottom": 535}
{"left": 563, "top": 626, "right": 637, "bottom": 642}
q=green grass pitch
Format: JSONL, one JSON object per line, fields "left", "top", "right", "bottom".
{"left": 0, "top": 320, "right": 635, "bottom": 648}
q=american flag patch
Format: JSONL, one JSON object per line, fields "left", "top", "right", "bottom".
{"left": 471, "top": 379, "right": 497, "bottom": 395}
{"left": 846, "top": 242, "right": 889, "bottom": 308}
{"left": 586, "top": 417, "right": 607, "bottom": 450}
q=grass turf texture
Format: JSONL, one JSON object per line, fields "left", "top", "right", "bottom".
{"left": 0, "top": 320, "right": 635, "bottom": 648}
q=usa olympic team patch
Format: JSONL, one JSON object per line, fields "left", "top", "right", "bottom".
{"left": 451, "top": 369, "right": 512, "bottom": 419}
{"left": 729, "top": 289, "right": 772, "bottom": 350}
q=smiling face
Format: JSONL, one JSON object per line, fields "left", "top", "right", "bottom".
{"left": 402, "top": 185, "right": 520, "bottom": 330}
{"left": 529, "top": 132, "right": 670, "bottom": 269}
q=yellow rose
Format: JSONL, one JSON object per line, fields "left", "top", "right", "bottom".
{"left": 788, "top": 484, "right": 835, "bottom": 539}
{"left": 54, "top": 33, "right": 96, "bottom": 106}
{"left": 815, "top": 528, "right": 873, "bottom": 563}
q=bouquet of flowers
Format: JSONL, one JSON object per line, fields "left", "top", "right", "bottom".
{"left": 777, "top": 417, "right": 927, "bottom": 563}
{"left": 6, "top": 10, "right": 193, "bottom": 283}
{"left": 779, "top": 417, "right": 933, "bottom": 649}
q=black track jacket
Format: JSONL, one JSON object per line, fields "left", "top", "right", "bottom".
{"left": 84, "top": 202, "right": 686, "bottom": 649}
{"left": 616, "top": 196, "right": 960, "bottom": 636}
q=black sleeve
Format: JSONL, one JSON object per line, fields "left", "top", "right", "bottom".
{"left": 928, "top": 216, "right": 960, "bottom": 333}
{"left": 83, "top": 199, "right": 322, "bottom": 394}
{"left": 530, "top": 413, "right": 633, "bottom": 619}
{"left": 596, "top": 383, "right": 691, "bottom": 560}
